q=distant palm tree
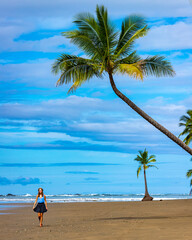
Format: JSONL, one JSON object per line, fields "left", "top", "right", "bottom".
{"left": 179, "top": 110, "right": 192, "bottom": 145}
{"left": 186, "top": 162, "right": 192, "bottom": 195}
{"left": 52, "top": 5, "right": 192, "bottom": 155}
{"left": 134, "top": 149, "right": 158, "bottom": 201}
{"left": 179, "top": 111, "right": 192, "bottom": 194}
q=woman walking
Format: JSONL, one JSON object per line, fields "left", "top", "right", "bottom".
{"left": 33, "top": 188, "right": 48, "bottom": 227}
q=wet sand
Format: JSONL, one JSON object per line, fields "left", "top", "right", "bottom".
{"left": 0, "top": 199, "right": 192, "bottom": 240}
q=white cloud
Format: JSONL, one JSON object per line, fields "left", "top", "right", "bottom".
{"left": 175, "top": 61, "right": 192, "bottom": 77}
{"left": 0, "top": 130, "right": 103, "bottom": 145}
{"left": 145, "top": 103, "right": 186, "bottom": 117}
{"left": 0, "top": 95, "right": 186, "bottom": 134}
{"left": 179, "top": 96, "right": 192, "bottom": 107}
{"left": 0, "top": 96, "right": 128, "bottom": 120}
{"left": 0, "top": 0, "right": 192, "bottom": 19}
{"left": 0, "top": 1, "right": 192, "bottom": 55}
{"left": 137, "top": 21, "right": 192, "bottom": 51}
{"left": 143, "top": 96, "right": 187, "bottom": 120}
{"left": 38, "top": 17, "right": 72, "bottom": 30}
{"left": 0, "top": 20, "right": 35, "bottom": 52}
{"left": 0, "top": 58, "right": 57, "bottom": 87}
{"left": 1, "top": 94, "right": 189, "bottom": 153}
{"left": 11, "top": 36, "right": 66, "bottom": 53}
{"left": 0, "top": 31, "right": 75, "bottom": 53}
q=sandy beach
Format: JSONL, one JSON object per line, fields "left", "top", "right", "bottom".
{"left": 0, "top": 199, "right": 192, "bottom": 240}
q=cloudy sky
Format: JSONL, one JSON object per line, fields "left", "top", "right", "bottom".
{"left": 1, "top": 0, "right": 192, "bottom": 195}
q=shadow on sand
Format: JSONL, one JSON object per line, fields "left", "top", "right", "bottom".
{"left": 94, "top": 216, "right": 169, "bottom": 221}
{"left": 94, "top": 215, "right": 192, "bottom": 221}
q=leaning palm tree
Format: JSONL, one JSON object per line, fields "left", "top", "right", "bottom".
{"left": 179, "top": 110, "right": 192, "bottom": 145}
{"left": 52, "top": 5, "right": 192, "bottom": 155}
{"left": 134, "top": 149, "right": 157, "bottom": 201}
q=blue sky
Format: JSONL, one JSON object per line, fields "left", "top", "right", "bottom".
{"left": 0, "top": 0, "right": 192, "bottom": 195}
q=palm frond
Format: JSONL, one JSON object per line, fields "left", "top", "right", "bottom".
{"left": 179, "top": 127, "right": 191, "bottom": 136}
{"left": 148, "top": 155, "right": 156, "bottom": 160}
{"left": 138, "top": 150, "right": 143, "bottom": 156}
{"left": 186, "top": 169, "right": 192, "bottom": 178}
{"left": 52, "top": 54, "right": 102, "bottom": 90}
{"left": 115, "top": 15, "right": 148, "bottom": 57}
{"left": 134, "top": 156, "right": 142, "bottom": 162}
{"left": 178, "top": 110, "right": 192, "bottom": 145}
{"left": 67, "top": 79, "right": 86, "bottom": 94}
{"left": 178, "top": 128, "right": 191, "bottom": 139}
{"left": 115, "top": 25, "right": 149, "bottom": 58}
{"left": 179, "top": 122, "right": 188, "bottom": 127}
{"left": 72, "top": 12, "right": 99, "bottom": 38}
{"left": 137, "top": 165, "right": 142, "bottom": 178}
{"left": 183, "top": 134, "right": 192, "bottom": 145}
{"left": 147, "top": 164, "right": 158, "bottom": 169}
{"left": 52, "top": 54, "right": 86, "bottom": 75}
{"left": 186, "top": 110, "right": 192, "bottom": 116}
{"left": 134, "top": 149, "right": 157, "bottom": 175}
{"left": 64, "top": 31, "right": 101, "bottom": 59}
{"left": 113, "top": 51, "right": 144, "bottom": 78}
{"left": 114, "top": 51, "right": 141, "bottom": 64}
{"left": 63, "top": 24, "right": 102, "bottom": 59}
{"left": 141, "top": 55, "right": 175, "bottom": 77}
{"left": 148, "top": 159, "right": 156, "bottom": 163}
{"left": 179, "top": 115, "right": 190, "bottom": 123}
{"left": 96, "top": 5, "right": 117, "bottom": 55}
{"left": 143, "top": 149, "right": 148, "bottom": 159}
{"left": 116, "top": 63, "right": 143, "bottom": 80}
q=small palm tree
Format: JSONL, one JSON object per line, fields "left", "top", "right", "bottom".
{"left": 134, "top": 149, "right": 158, "bottom": 201}
{"left": 52, "top": 5, "right": 192, "bottom": 155}
{"left": 179, "top": 110, "right": 192, "bottom": 145}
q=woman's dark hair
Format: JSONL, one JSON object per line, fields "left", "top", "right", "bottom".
{"left": 38, "top": 188, "right": 44, "bottom": 197}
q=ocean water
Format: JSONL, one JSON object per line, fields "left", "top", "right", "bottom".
{"left": 0, "top": 193, "right": 191, "bottom": 203}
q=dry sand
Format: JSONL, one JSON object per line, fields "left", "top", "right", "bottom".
{"left": 1, "top": 199, "right": 192, "bottom": 240}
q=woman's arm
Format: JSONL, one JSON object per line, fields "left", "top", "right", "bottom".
{"left": 33, "top": 195, "right": 38, "bottom": 209}
{"left": 44, "top": 195, "right": 48, "bottom": 209}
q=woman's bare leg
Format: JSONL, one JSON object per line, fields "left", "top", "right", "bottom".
{"left": 40, "top": 213, "right": 43, "bottom": 227}
{"left": 41, "top": 213, "right": 43, "bottom": 226}
{"left": 38, "top": 213, "right": 41, "bottom": 222}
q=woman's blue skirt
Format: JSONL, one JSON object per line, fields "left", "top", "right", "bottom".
{"left": 33, "top": 202, "right": 47, "bottom": 213}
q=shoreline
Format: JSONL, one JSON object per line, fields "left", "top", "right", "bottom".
{"left": 0, "top": 197, "right": 191, "bottom": 208}
{"left": 0, "top": 193, "right": 191, "bottom": 204}
{"left": 1, "top": 199, "right": 192, "bottom": 239}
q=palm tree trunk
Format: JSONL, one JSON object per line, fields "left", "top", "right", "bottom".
{"left": 108, "top": 72, "right": 192, "bottom": 155}
{"left": 144, "top": 168, "right": 149, "bottom": 196}
{"left": 143, "top": 168, "right": 153, "bottom": 201}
